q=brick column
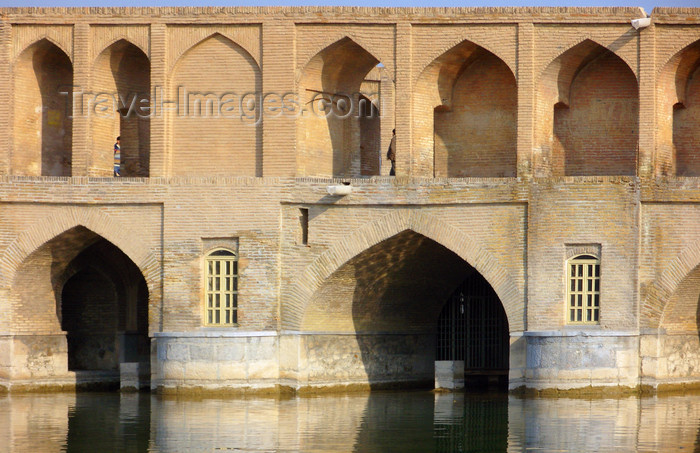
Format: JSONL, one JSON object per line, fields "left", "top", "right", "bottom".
{"left": 516, "top": 22, "right": 535, "bottom": 178}
{"left": 0, "top": 21, "right": 11, "bottom": 175}
{"left": 261, "top": 19, "right": 296, "bottom": 177}
{"left": 395, "top": 21, "right": 412, "bottom": 177}
{"left": 637, "top": 24, "right": 655, "bottom": 179}
{"left": 149, "top": 23, "right": 167, "bottom": 178}
{"left": 71, "top": 23, "right": 90, "bottom": 176}
{"left": 379, "top": 69, "right": 395, "bottom": 176}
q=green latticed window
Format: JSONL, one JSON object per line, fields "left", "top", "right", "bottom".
{"left": 567, "top": 255, "right": 600, "bottom": 324}
{"left": 204, "top": 249, "right": 238, "bottom": 326}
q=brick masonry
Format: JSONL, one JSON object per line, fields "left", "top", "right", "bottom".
{"left": 0, "top": 7, "right": 699, "bottom": 392}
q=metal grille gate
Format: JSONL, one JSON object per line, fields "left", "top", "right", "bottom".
{"left": 436, "top": 273, "right": 509, "bottom": 372}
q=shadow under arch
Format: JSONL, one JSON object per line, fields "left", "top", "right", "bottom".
{"left": 0, "top": 207, "right": 161, "bottom": 331}
{"left": 285, "top": 211, "right": 523, "bottom": 333}
{"left": 297, "top": 36, "right": 391, "bottom": 178}
{"left": 168, "top": 33, "right": 262, "bottom": 177}
{"left": 413, "top": 39, "right": 517, "bottom": 178}
{"left": 535, "top": 38, "right": 639, "bottom": 176}
{"left": 301, "top": 229, "right": 511, "bottom": 389}
{"left": 6, "top": 225, "right": 151, "bottom": 388}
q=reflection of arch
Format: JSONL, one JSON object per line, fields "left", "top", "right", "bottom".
{"left": 656, "top": 39, "right": 700, "bottom": 176}
{"left": 12, "top": 38, "right": 73, "bottom": 176}
{"left": 284, "top": 210, "right": 523, "bottom": 331}
{"left": 413, "top": 39, "right": 517, "bottom": 177}
{"left": 168, "top": 33, "right": 262, "bottom": 176}
{"left": 535, "top": 39, "right": 638, "bottom": 177}
{"left": 297, "top": 37, "right": 387, "bottom": 178}
{"left": 0, "top": 208, "right": 160, "bottom": 299}
{"left": 92, "top": 39, "right": 150, "bottom": 177}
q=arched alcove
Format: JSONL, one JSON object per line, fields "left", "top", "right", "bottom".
{"left": 13, "top": 39, "right": 73, "bottom": 176}
{"left": 169, "top": 34, "right": 261, "bottom": 176}
{"left": 414, "top": 40, "right": 517, "bottom": 178}
{"left": 92, "top": 39, "right": 150, "bottom": 177}
{"left": 298, "top": 38, "right": 391, "bottom": 178}
{"left": 657, "top": 40, "right": 700, "bottom": 176}
{"left": 536, "top": 40, "right": 638, "bottom": 176}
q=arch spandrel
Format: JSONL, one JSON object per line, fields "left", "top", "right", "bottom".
{"left": 412, "top": 34, "right": 517, "bottom": 88}
{"left": 643, "top": 239, "right": 700, "bottom": 329}
{"left": 656, "top": 29, "right": 700, "bottom": 78}
{"left": 535, "top": 33, "right": 639, "bottom": 85}
{"left": 91, "top": 25, "right": 150, "bottom": 62}
{"left": 0, "top": 207, "right": 161, "bottom": 301}
{"left": 12, "top": 25, "right": 73, "bottom": 63}
{"left": 168, "top": 26, "right": 261, "bottom": 74}
{"left": 284, "top": 210, "right": 524, "bottom": 332}
{"left": 93, "top": 36, "right": 150, "bottom": 65}
{"left": 296, "top": 27, "right": 395, "bottom": 83}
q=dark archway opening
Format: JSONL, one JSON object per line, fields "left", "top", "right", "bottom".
{"left": 303, "top": 229, "right": 511, "bottom": 391}
{"left": 59, "top": 238, "right": 149, "bottom": 388}
{"left": 437, "top": 271, "right": 509, "bottom": 390}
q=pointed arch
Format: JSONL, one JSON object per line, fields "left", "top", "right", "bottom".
{"left": 413, "top": 37, "right": 516, "bottom": 87}
{"left": 168, "top": 33, "right": 262, "bottom": 177}
{"left": 643, "top": 238, "right": 700, "bottom": 329}
{"left": 91, "top": 39, "right": 151, "bottom": 177}
{"left": 413, "top": 39, "right": 517, "bottom": 177}
{"left": 171, "top": 32, "right": 260, "bottom": 74}
{"left": 538, "top": 37, "right": 637, "bottom": 87}
{"left": 535, "top": 38, "right": 638, "bottom": 177}
{"left": 94, "top": 36, "right": 149, "bottom": 62}
{"left": 0, "top": 207, "right": 160, "bottom": 300}
{"left": 656, "top": 39, "right": 700, "bottom": 176}
{"left": 297, "top": 36, "right": 390, "bottom": 178}
{"left": 284, "top": 210, "right": 524, "bottom": 332}
{"left": 14, "top": 35, "right": 72, "bottom": 64}
{"left": 12, "top": 38, "right": 73, "bottom": 176}
{"left": 298, "top": 34, "right": 391, "bottom": 84}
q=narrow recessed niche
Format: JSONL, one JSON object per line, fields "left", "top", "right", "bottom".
{"left": 300, "top": 208, "right": 309, "bottom": 245}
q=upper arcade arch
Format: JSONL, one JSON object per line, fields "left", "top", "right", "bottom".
{"left": 91, "top": 39, "right": 150, "bottom": 177}
{"left": 297, "top": 37, "right": 391, "bottom": 178}
{"left": 656, "top": 39, "right": 700, "bottom": 176}
{"left": 284, "top": 210, "right": 524, "bottom": 332}
{"left": 535, "top": 39, "right": 639, "bottom": 177}
{"left": 412, "top": 39, "right": 517, "bottom": 178}
{"left": 12, "top": 38, "right": 73, "bottom": 177}
{"left": 167, "top": 33, "right": 262, "bottom": 177}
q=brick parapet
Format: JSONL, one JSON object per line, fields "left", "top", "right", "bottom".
{"left": 0, "top": 7, "right": 648, "bottom": 23}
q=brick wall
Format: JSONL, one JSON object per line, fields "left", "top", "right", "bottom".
{"left": 1, "top": 7, "right": 700, "bottom": 390}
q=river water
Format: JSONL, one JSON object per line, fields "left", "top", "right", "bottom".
{"left": 1, "top": 390, "right": 699, "bottom": 452}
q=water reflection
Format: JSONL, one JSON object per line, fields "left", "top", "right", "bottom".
{"left": 1, "top": 391, "right": 700, "bottom": 452}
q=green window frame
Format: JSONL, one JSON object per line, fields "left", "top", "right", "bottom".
{"left": 204, "top": 249, "right": 238, "bottom": 326}
{"left": 566, "top": 254, "right": 600, "bottom": 324}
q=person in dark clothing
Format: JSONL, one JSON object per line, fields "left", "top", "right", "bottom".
{"left": 387, "top": 129, "right": 396, "bottom": 176}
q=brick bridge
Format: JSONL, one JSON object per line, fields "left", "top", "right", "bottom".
{"left": 1, "top": 6, "right": 700, "bottom": 393}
